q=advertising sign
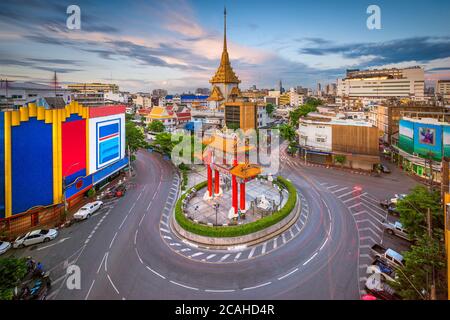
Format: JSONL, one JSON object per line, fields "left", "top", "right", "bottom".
{"left": 399, "top": 120, "right": 414, "bottom": 154}
{"left": 413, "top": 123, "right": 442, "bottom": 160}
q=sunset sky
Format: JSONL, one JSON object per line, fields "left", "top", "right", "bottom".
{"left": 1, "top": 0, "right": 450, "bottom": 93}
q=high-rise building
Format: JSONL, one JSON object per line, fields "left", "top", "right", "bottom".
{"left": 152, "top": 89, "right": 168, "bottom": 97}
{"left": 337, "top": 66, "right": 425, "bottom": 108}
{"left": 437, "top": 80, "right": 450, "bottom": 104}
{"left": 67, "top": 83, "right": 119, "bottom": 93}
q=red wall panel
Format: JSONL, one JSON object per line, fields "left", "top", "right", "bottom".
{"left": 62, "top": 119, "right": 86, "bottom": 179}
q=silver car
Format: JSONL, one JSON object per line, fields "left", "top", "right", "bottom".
{"left": 383, "top": 221, "right": 410, "bottom": 241}
{"left": 13, "top": 229, "right": 59, "bottom": 248}
{"left": 0, "top": 241, "right": 11, "bottom": 255}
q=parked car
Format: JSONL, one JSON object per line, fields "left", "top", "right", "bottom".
{"left": 390, "top": 194, "right": 407, "bottom": 204}
{"left": 365, "top": 273, "right": 400, "bottom": 300}
{"left": 73, "top": 201, "right": 103, "bottom": 220}
{"left": 370, "top": 244, "right": 405, "bottom": 269}
{"left": 387, "top": 204, "right": 400, "bottom": 216}
{"left": 0, "top": 241, "right": 11, "bottom": 255}
{"left": 13, "top": 229, "right": 58, "bottom": 248}
{"left": 367, "top": 259, "right": 397, "bottom": 283}
{"left": 382, "top": 220, "right": 410, "bottom": 241}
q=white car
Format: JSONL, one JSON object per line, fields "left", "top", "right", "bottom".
{"left": 390, "top": 194, "right": 407, "bottom": 204}
{"left": 13, "top": 229, "right": 58, "bottom": 248}
{"left": 0, "top": 241, "right": 11, "bottom": 255}
{"left": 73, "top": 201, "right": 103, "bottom": 220}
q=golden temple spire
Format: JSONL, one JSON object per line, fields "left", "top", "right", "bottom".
{"left": 209, "top": 7, "right": 240, "bottom": 85}
{"left": 223, "top": 6, "right": 227, "bottom": 53}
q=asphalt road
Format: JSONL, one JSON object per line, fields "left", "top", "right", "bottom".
{"left": 4, "top": 145, "right": 419, "bottom": 300}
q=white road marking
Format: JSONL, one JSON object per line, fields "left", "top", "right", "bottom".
{"left": 338, "top": 190, "right": 356, "bottom": 199}
{"left": 353, "top": 210, "right": 367, "bottom": 216}
{"left": 303, "top": 252, "right": 318, "bottom": 266}
{"left": 190, "top": 252, "right": 204, "bottom": 258}
{"left": 282, "top": 233, "right": 287, "bottom": 244}
{"left": 107, "top": 274, "right": 120, "bottom": 295}
{"left": 327, "top": 185, "right": 339, "bottom": 190}
{"left": 85, "top": 280, "right": 95, "bottom": 300}
{"left": 97, "top": 252, "right": 107, "bottom": 274}
{"left": 109, "top": 232, "right": 118, "bottom": 249}
{"left": 136, "top": 192, "right": 142, "bottom": 201}
{"left": 134, "top": 229, "right": 138, "bottom": 245}
{"left": 234, "top": 252, "right": 242, "bottom": 261}
{"left": 160, "top": 228, "right": 170, "bottom": 233}
{"left": 180, "top": 248, "right": 191, "bottom": 252}
{"left": 170, "top": 243, "right": 181, "bottom": 247}
{"left": 348, "top": 203, "right": 361, "bottom": 210}
{"left": 357, "top": 219, "right": 383, "bottom": 233}
{"left": 135, "top": 247, "right": 143, "bottom": 264}
{"left": 37, "top": 237, "right": 71, "bottom": 251}
{"left": 104, "top": 252, "right": 109, "bottom": 272}
{"left": 343, "top": 195, "right": 362, "bottom": 203}
{"left": 206, "top": 254, "right": 216, "bottom": 260}
{"left": 289, "top": 228, "right": 294, "bottom": 238}
{"left": 163, "top": 236, "right": 172, "bottom": 240}
{"left": 128, "top": 203, "right": 136, "bottom": 213}
{"left": 248, "top": 247, "right": 256, "bottom": 259}
{"left": 119, "top": 215, "right": 128, "bottom": 229}
{"left": 294, "top": 223, "right": 301, "bottom": 233}
{"left": 277, "top": 268, "right": 299, "bottom": 280}
{"left": 261, "top": 242, "right": 267, "bottom": 254}
{"left": 146, "top": 266, "right": 166, "bottom": 279}
{"left": 146, "top": 201, "right": 153, "bottom": 211}
{"left": 139, "top": 214, "right": 146, "bottom": 227}
{"left": 319, "top": 238, "right": 329, "bottom": 251}
{"left": 332, "top": 187, "right": 349, "bottom": 194}
{"left": 160, "top": 221, "right": 169, "bottom": 227}
{"left": 205, "top": 289, "right": 235, "bottom": 293}
{"left": 219, "top": 254, "right": 230, "bottom": 262}
{"left": 170, "top": 281, "right": 199, "bottom": 291}
{"left": 273, "top": 237, "right": 278, "bottom": 249}
{"left": 243, "top": 282, "right": 271, "bottom": 291}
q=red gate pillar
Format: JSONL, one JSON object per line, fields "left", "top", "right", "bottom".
{"left": 214, "top": 169, "right": 220, "bottom": 194}
{"left": 240, "top": 182, "right": 246, "bottom": 211}
{"left": 207, "top": 165, "right": 213, "bottom": 197}
{"left": 232, "top": 175, "right": 238, "bottom": 213}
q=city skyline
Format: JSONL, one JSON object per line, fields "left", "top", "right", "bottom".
{"left": 1, "top": 0, "right": 450, "bottom": 93}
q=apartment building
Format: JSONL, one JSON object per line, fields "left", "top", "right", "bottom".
{"left": 337, "top": 67, "right": 425, "bottom": 109}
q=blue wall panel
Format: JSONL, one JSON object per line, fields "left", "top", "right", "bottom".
{"left": 93, "top": 157, "right": 128, "bottom": 185}
{"left": 11, "top": 118, "right": 53, "bottom": 214}
{"left": 0, "top": 113, "right": 4, "bottom": 218}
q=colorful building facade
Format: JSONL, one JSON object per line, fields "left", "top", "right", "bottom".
{"left": 0, "top": 101, "right": 128, "bottom": 220}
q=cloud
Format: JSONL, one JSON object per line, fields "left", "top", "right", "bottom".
{"left": 299, "top": 36, "right": 450, "bottom": 67}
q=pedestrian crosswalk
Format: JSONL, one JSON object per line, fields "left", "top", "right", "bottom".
{"left": 319, "top": 181, "right": 386, "bottom": 296}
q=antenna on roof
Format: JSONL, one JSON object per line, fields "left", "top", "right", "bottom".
{"left": 52, "top": 71, "right": 58, "bottom": 97}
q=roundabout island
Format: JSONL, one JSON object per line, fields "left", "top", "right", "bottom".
{"left": 170, "top": 130, "right": 300, "bottom": 249}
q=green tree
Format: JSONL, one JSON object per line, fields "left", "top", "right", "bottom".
{"left": 279, "top": 124, "right": 296, "bottom": 142}
{"left": 125, "top": 113, "right": 134, "bottom": 122}
{"left": 126, "top": 121, "right": 147, "bottom": 155}
{"left": 265, "top": 103, "right": 275, "bottom": 116}
{"left": 396, "top": 185, "right": 443, "bottom": 240}
{"left": 289, "top": 99, "right": 321, "bottom": 126}
{"left": 153, "top": 132, "right": 177, "bottom": 155}
{"left": 147, "top": 120, "right": 165, "bottom": 133}
{"left": 334, "top": 154, "right": 346, "bottom": 167}
{"left": 0, "top": 257, "right": 28, "bottom": 300}
{"left": 390, "top": 235, "right": 447, "bottom": 300}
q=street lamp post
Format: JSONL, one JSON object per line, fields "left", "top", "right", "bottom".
{"left": 214, "top": 203, "right": 220, "bottom": 226}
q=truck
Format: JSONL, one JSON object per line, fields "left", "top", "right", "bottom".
{"left": 370, "top": 244, "right": 404, "bottom": 269}
{"left": 382, "top": 220, "right": 410, "bottom": 241}
{"left": 366, "top": 259, "right": 397, "bottom": 283}
{"left": 365, "top": 273, "right": 400, "bottom": 300}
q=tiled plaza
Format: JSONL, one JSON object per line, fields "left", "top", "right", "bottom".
{"left": 183, "top": 165, "right": 288, "bottom": 226}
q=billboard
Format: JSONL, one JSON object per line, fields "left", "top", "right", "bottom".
{"left": 399, "top": 119, "right": 443, "bottom": 161}
{"left": 89, "top": 113, "right": 125, "bottom": 174}
{"left": 399, "top": 120, "right": 414, "bottom": 155}
{"left": 413, "top": 123, "right": 442, "bottom": 160}
{"left": 444, "top": 125, "right": 450, "bottom": 158}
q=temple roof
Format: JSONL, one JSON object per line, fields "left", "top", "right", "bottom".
{"left": 207, "top": 85, "right": 224, "bottom": 101}
{"left": 209, "top": 8, "right": 241, "bottom": 85}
